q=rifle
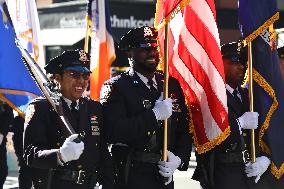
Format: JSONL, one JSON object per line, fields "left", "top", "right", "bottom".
{"left": 16, "top": 39, "right": 77, "bottom": 137}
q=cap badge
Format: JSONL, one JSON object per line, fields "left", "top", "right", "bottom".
{"left": 79, "top": 50, "right": 89, "bottom": 62}
{"left": 144, "top": 27, "right": 153, "bottom": 37}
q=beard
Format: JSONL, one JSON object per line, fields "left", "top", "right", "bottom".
{"left": 132, "top": 59, "right": 159, "bottom": 74}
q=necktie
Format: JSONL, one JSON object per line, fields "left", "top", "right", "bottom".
{"left": 233, "top": 89, "right": 242, "bottom": 104}
{"left": 70, "top": 101, "right": 77, "bottom": 111}
{"left": 70, "top": 101, "right": 79, "bottom": 131}
{"left": 147, "top": 79, "right": 158, "bottom": 93}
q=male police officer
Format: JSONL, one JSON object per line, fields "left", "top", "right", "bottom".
{"left": 100, "top": 26, "right": 192, "bottom": 189}
{"left": 23, "top": 49, "right": 114, "bottom": 189}
{"left": 277, "top": 46, "right": 284, "bottom": 81}
{"left": 193, "top": 42, "right": 271, "bottom": 189}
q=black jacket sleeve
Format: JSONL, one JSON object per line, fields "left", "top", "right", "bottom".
{"left": 23, "top": 100, "right": 58, "bottom": 169}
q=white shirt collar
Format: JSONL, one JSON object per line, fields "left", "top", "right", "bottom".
{"left": 225, "top": 84, "right": 235, "bottom": 95}
{"left": 226, "top": 84, "right": 242, "bottom": 101}
{"left": 63, "top": 97, "right": 79, "bottom": 110}
{"left": 135, "top": 71, "right": 157, "bottom": 89}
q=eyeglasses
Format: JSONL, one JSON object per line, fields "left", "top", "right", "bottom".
{"left": 65, "top": 71, "right": 90, "bottom": 80}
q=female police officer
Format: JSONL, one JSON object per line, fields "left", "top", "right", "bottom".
{"left": 23, "top": 49, "right": 114, "bottom": 189}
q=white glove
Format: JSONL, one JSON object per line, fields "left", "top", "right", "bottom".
{"left": 245, "top": 156, "right": 271, "bottom": 183}
{"left": 59, "top": 134, "right": 84, "bottom": 163}
{"left": 158, "top": 151, "right": 181, "bottom": 185}
{"left": 0, "top": 133, "right": 3, "bottom": 145}
{"left": 152, "top": 95, "right": 172, "bottom": 120}
{"left": 237, "top": 112, "right": 259, "bottom": 129}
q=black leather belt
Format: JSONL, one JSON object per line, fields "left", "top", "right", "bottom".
{"left": 132, "top": 151, "right": 161, "bottom": 164}
{"left": 53, "top": 169, "right": 97, "bottom": 185}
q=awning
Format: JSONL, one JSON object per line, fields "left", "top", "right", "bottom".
{"left": 40, "top": 28, "right": 85, "bottom": 46}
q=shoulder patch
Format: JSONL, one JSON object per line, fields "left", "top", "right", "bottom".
{"left": 25, "top": 104, "right": 36, "bottom": 125}
{"left": 100, "top": 83, "right": 114, "bottom": 104}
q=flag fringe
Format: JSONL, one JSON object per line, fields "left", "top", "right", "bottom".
{"left": 190, "top": 122, "right": 231, "bottom": 154}
{"left": 271, "top": 162, "right": 284, "bottom": 179}
{"left": 252, "top": 68, "right": 284, "bottom": 179}
{"left": 242, "top": 12, "right": 279, "bottom": 46}
{"left": 154, "top": 0, "right": 191, "bottom": 30}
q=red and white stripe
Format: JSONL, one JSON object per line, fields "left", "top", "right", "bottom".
{"left": 157, "top": 0, "right": 229, "bottom": 153}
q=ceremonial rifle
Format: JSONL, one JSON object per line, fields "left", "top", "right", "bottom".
{"left": 16, "top": 40, "right": 79, "bottom": 139}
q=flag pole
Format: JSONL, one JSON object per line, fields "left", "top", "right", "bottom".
{"left": 247, "top": 42, "right": 256, "bottom": 163}
{"left": 84, "top": 16, "right": 91, "bottom": 53}
{"left": 84, "top": 0, "right": 92, "bottom": 53}
{"left": 162, "top": 23, "right": 169, "bottom": 161}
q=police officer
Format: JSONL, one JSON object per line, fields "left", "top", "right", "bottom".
{"left": 193, "top": 42, "right": 270, "bottom": 189}
{"left": 0, "top": 101, "right": 13, "bottom": 189}
{"left": 23, "top": 49, "right": 114, "bottom": 189}
{"left": 277, "top": 46, "right": 284, "bottom": 81}
{"left": 100, "top": 26, "right": 192, "bottom": 189}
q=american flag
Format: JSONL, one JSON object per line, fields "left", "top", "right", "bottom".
{"left": 155, "top": 0, "right": 229, "bottom": 154}
{"left": 87, "top": 0, "right": 115, "bottom": 100}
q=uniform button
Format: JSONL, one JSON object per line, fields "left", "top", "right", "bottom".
{"left": 153, "top": 131, "right": 156, "bottom": 134}
{"left": 95, "top": 143, "right": 98, "bottom": 146}
{"left": 144, "top": 149, "right": 147, "bottom": 152}
{"left": 120, "top": 161, "right": 123, "bottom": 165}
{"left": 176, "top": 118, "right": 179, "bottom": 121}
{"left": 56, "top": 143, "right": 60, "bottom": 146}
{"left": 243, "top": 133, "right": 247, "bottom": 136}
{"left": 78, "top": 165, "right": 82, "bottom": 169}
{"left": 147, "top": 131, "right": 151, "bottom": 136}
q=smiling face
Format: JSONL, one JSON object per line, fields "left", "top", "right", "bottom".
{"left": 55, "top": 70, "right": 89, "bottom": 101}
{"left": 223, "top": 57, "right": 247, "bottom": 88}
{"left": 130, "top": 46, "right": 160, "bottom": 76}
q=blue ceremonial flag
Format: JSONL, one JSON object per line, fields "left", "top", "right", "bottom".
{"left": 0, "top": 3, "right": 41, "bottom": 117}
{"left": 239, "top": 0, "right": 284, "bottom": 181}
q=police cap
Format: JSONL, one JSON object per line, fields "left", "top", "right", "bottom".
{"left": 119, "top": 26, "right": 158, "bottom": 51}
{"left": 278, "top": 46, "right": 284, "bottom": 59}
{"left": 221, "top": 41, "right": 247, "bottom": 65}
{"left": 45, "top": 49, "right": 91, "bottom": 74}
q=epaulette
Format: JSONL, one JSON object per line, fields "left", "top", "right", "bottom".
{"left": 100, "top": 82, "right": 114, "bottom": 104}
{"left": 28, "top": 96, "right": 46, "bottom": 104}
{"left": 104, "top": 74, "right": 122, "bottom": 85}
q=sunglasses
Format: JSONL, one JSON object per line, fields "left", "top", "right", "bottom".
{"left": 224, "top": 54, "right": 247, "bottom": 66}
{"left": 65, "top": 71, "right": 90, "bottom": 80}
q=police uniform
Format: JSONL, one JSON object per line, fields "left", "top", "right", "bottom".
{"left": 278, "top": 46, "right": 284, "bottom": 81}
{"left": 100, "top": 27, "right": 192, "bottom": 189}
{"left": 23, "top": 50, "right": 114, "bottom": 189}
{"left": 193, "top": 42, "right": 271, "bottom": 189}
{"left": 0, "top": 103, "right": 13, "bottom": 188}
